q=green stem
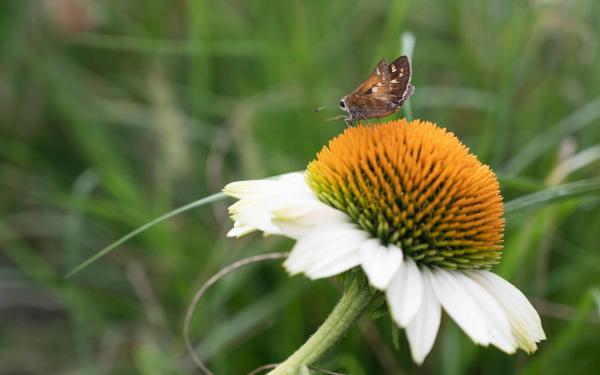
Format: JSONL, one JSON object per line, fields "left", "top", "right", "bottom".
{"left": 268, "top": 278, "right": 379, "bottom": 375}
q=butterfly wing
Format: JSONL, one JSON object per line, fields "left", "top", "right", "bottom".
{"left": 346, "top": 59, "right": 391, "bottom": 111}
{"left": 356, "top": 59, "right": 390, "bottom": 100}
{"left": 388, "top": 56, "right": 414, "bottom": 106}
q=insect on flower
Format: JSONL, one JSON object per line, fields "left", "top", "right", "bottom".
{"left": 339, "top": 56, "right": 415, "bottom": 126}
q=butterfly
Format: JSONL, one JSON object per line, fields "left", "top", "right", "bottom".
{"left": 338, "top": 56, "right": 414, "bottom": 126}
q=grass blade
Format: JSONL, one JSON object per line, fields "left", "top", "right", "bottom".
{"left": 504, "top": 97, "right": 600, "bottom": 174}
{"left": 505, "top": 178, "right": 600, "bottom": 218}
{"left": 65, "top": 192, "right": 226, "bottom": 278}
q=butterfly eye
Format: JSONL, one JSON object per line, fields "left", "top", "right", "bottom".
{"left": 339, "top": 100, "right": 346, "bottom": 109}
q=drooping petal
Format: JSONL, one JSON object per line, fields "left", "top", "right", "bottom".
{"left": 284, "top": 222, "right": 367, "bottom": 279}
{"left": 386, "top": 257, "right": 423, "bottom": 327}
{"left": 467, "top": 270, "right": 546, "bottom": 353}
{"left": 405, "top": 266, "right": 441, "bottom": 365}
{"left": 360, "top": 240, "right": 403, "bottom": 290}
{"left": 429, "top": 267, "right": 490, "bottom": 346}
{"left": 453, "top": 272, "right": 516, "bottom": 353}
{"left": 430, "top": 268, "right": 518, "bottom": 353}
{"left": 284, "top": 222, "right": 352, "bottom": 274}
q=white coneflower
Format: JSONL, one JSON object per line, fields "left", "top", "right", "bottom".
{"left": 224, "top": 119, "right": 545, "bottom": 365}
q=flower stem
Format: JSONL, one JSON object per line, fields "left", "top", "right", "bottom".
{"left": 268, "top": 277, "right": 379, "bottom": 375}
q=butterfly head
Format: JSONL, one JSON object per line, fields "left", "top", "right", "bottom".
{"left": 339, "top": 96, "right": 350, "bottom": 114}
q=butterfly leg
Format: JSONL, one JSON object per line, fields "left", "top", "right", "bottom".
{"left": 361, "top": 114, "right": 371, "bottom": 126}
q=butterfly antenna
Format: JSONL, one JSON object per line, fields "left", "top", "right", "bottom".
{"left": 313, "top": 106, "right": 326, "bottom": 112}
{"left": 323, "top": 115, "right": 346, "bottom": 122}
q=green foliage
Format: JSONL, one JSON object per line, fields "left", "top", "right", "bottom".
{"left": 1, "top": 0, "right": 600, "bottom": 373}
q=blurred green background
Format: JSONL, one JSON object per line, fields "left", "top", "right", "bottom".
{"left": 2, "top": 0, "right": 600, "bottom": 374}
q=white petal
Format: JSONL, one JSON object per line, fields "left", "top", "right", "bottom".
{"left": 229, "top": 198, "right": 282, "bottom": 235}
{"left": 454, "top": 272, "right": 516, "bottom": 353}
{"left": 224, "top": 179, "right": 285, "bottom": 199}
{"left": 273, "top": 200, "right": 349, "bottom": 239}
{"left": 226, "top": 222, "right": 256, "bottom": 237}
{"left": 224, "top": 173, "right": 348, "bottom": 239}
{"left": 386, "top": 257, "right": 423, "bottom": 327}
{"left": 284, "top": 223, "right": 350, "bottom": 274}
{"left": 405, "top": 266, "right": 441, "bottom": 365}
{"left": 277, "top": 172, "right": 312, "bottom": 188}
{"left": 223, "top": 172, "right": 308, "bottom": 198}
{"left": 467, "top": 270, "right": 546, "bottom": 353}
{"left": 284, "top": 223, "right": 367, "bottom": 279}
{"left": 429, "top": 268, "right": 490, "bottom": 346}
{"left": 430, "top": 268, "right": 517, "bottom": 353}
{"left": 360, "top": 241, "right": 403, "bottom": 290}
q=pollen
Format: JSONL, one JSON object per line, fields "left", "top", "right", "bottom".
{"left": 306, "top": 119, "right": 504, "bottom": 270}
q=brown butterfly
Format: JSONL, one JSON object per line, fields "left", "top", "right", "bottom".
{"left": 339, "top": 56, "right": 414, "bottom": 125}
